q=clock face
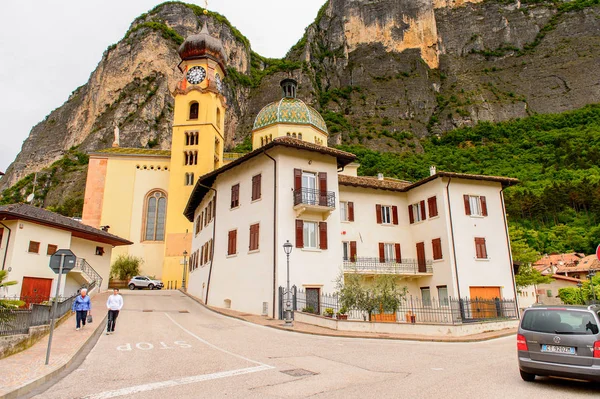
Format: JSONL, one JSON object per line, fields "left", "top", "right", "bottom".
{"left": 215, "top": 73, "right": 223, "bottom": 93}
{"left": 186, "top": 66, "right": 206, "bottom": 85}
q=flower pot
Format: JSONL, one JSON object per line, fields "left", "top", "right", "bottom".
{"left": 337, "top": 314, "right": 348, "bottom": 320}
{"left": 325, "top": 314, "right": 333, "bottom": 318}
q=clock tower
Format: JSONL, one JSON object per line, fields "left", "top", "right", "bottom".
{"left": 162, "top": 22, "right": 227, "bottom": 286}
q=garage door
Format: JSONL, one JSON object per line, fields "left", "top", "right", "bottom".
{"left": 20, "top": 277, "right": 53, "bottom": 307}
{"left": 469, "top": 286, "right": 501, "bottom": 319}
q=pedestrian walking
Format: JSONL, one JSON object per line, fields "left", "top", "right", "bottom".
{"left": 106, "top": 288, "right": 123, "bottom": 335}
{"left": 72, "top": 288, "right": 92, "bottom": 331}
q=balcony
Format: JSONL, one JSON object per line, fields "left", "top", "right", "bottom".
{"left": 343, "top": 257, "right": 433, "bottom": 278}
{"left": 293, "top": 188, "right": 335, "bottom": 219}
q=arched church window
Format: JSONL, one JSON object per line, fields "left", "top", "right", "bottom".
{"left": 292, "top": 133, "right": 297, "bottom": 138}
{"left": 144, "top": 190, "right": 167, "bottom": 241}
{"left": 261, "top": 137, "right": 264, "bottom": 146}
{"left": 189, "top": 102, "right": 199, "bottom": 120}
{"left": 298, "top": 133, "right": 303, "bottom": 140}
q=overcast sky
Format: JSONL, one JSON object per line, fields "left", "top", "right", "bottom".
{"left": 0, "top": 0, "right": 326, "bottom": 173}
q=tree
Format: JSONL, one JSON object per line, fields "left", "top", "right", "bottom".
{"left": 110, "top": 254, "right": 143, "bottom": 280}
{"left": 509, "top": 226, "right": 540, "bottom": 265}
{"left": 0, "top": 271, "right": 24, "bottom": 322}
{"left": 515, "top": 265, "right": 553, "bottom": 291}
{"left": 559, "top": 275, "right": 600, "bottom": 304}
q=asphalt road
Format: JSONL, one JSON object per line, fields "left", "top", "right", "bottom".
{"left": 31, "top": 290, "right": 599, "bottom": 399}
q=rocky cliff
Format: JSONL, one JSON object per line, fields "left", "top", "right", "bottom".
{"left": 2, "top": 0, "right": 599, "bottom": 210}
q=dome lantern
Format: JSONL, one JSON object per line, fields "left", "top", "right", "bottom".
{"left": 280, "top": 78, "right": 297, "bottom": 99}
{"left": 178, "top": 22, "right": 227, "bottom": 72}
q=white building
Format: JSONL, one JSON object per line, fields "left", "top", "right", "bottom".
{"left": 183, "top": 80, "right": 519, "bottom": 318}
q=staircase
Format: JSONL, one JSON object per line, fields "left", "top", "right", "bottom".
{"left": 72, "top": 258, "right": 103, "bottom": 293}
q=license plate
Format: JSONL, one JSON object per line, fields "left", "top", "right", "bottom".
{"left": 541, "top": 345, "right": 575, "bottom": 354}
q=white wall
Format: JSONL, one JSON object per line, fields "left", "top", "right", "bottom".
{"left": 70, "top": 237, "right": 113, "bottom": 291}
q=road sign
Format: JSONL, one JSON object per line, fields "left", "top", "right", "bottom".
{"left": 49, "top": 249, "right": 77, "bottom": 274}
{"left": 597, "top": 244, "right": 600, "bottom": 262}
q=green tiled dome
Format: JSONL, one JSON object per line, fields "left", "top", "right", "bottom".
{"left": 252, "top": 98, "right": 328, "bottom": 134}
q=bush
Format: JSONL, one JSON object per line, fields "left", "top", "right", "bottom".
{"left": 110, "top": 254, "right": 143, "bottom": 280}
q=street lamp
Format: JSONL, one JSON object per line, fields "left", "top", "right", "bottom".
{"left": 182, "top": 250, "right": 188, "bottom": 291}
{"left": 283, "top": 240, "right": 293, "bottom": 327}
{"left": 588, "top": 270, "right": 596, "bottom": 304}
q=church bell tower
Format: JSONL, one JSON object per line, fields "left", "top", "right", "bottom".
{"left": 162, "top": 22, "right": 227, "bottom": 286}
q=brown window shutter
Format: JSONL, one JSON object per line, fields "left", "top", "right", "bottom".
{"left": 294, "top": 168, "right": 302, "bottom": 191}
{"left": 408, "top": 205, "right": 414, "bottom": 224}
{"left": 428, "top": 197, "right": 438, "bottom": 217}
{"left": 378, "top": 243, "right": 385, "bottom": 263}
{"left": 420, "top": 200, "right": 426, "bottom": 220}
{"left": 319, "top": 222, "right": 328, "bottom": 250}
{"left": 394, "top": 243, "right": 401, "bottom": 263}
{"left": 232, "top": 230, "right": 237, "bottom": 254}
{"left": 392, "top": 205, "right": 399, "bottom": 225}
{"left": 318, "top": 172, "right": 327, "bottom": 206}
{"left": 201, "top": 246, "right": 205, "bottom": 265}
{"left": 348, "top": 202, "right": 354, "bottom": 221}
{"left": 350, "top": 241, "right": 357, "bottom": 261}
{"left": 464, "top": 195, "right": 471, "bottom": 215}
{"left": 481, "top": 196, "right": 488, "bottom": 216}
{"left": 256, "top": 174, "right": 262, "bottom": 200}
{"left": 255, "top": 224, "right": 260, "bottom": 250}
{"left": 227, "top": 231, "right": 233, "bottom": 255}
{"left": 432, "top": 238, "right": 442, "bottom": 260}
{"left": 481, "top": 238, "right": 487, "bottom": 258}
{"left": 295, "top": 220, "right": 304, "bottom": 248}
{"left": 376, "top": 204, "right": 382, "bottom": 224}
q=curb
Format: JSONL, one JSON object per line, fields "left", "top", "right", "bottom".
{"left": 2, "top": 312, "right": 108, "bottom": 399}
{"left": 178, "top": 290, "right": 515, "bottom": 343}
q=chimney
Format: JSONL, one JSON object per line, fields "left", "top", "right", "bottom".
{"left": 429, "top": 165, "right": 437, "bottom": 176}
{"left": 377, "top": 173, "right": 384, "bottom": 181}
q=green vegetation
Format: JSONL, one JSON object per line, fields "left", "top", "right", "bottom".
{"left": 110, "top": 254, "right": 143, "bottom": 281}
{"left": 229, "top": 136, "right": 252, "bottom": 153}
{"left": 124, "top": 21, "right": 184, "bottom": 45}
{"left": 338, "top": 104, "right": 600, "bottom": 255}
{"left": 515, "top": 265, "right": 553, "bottom": 291}
{"left": 0, "top": 271, "right": 24, "bottom": 321}
{"left": 558, "top": 274, "right": 600, "bottom": 304}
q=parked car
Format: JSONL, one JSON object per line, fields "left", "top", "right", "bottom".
{"left": 128, "top": 276, "right": 164, "bottom": 290}
{"left": 517, "top": 305, "right": 600, "bottom": 382}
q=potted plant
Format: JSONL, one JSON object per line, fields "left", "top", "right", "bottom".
{"left": 337, "top": 306, "right": 348, "bottom": 320}
{"left": 302, "top": 306, "right": 315, "bottom": 314}
{"left": 324, "top": 308, "right": 334, "bottom": 318}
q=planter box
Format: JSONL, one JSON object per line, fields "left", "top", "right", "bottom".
{"left": 371, "top": 313, "right": 396, "bottom": 323}
{"left": 337, "top": 314, "right": 348, "bottom": 320}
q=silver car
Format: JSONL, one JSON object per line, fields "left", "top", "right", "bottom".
{"left": 518, "top": 305, "right": 600, "bottom": 382}
{"left": 128, "top": 276, "right": 164, "bottom": 290}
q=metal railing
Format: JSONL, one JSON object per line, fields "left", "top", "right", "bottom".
{"left": 0, "top": 294, "right": 77, "bottom": 336}
{"left": 280, "top": 287, "right": 518, "bottom": 325}
{"left": 293, "top": 188, "right": 336, "bottom": 208}
{"left": 343, "top": 258, "right": 433, "bottom": 274}
{"left": 75, "top": 258, "right": 103, "bottom": 292}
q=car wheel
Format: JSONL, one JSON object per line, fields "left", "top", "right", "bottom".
{"left": 519, "top": 370, "right": 536, "bottom": 382}
{"left": 129, "top": 284, "right": 136, "bottom": 290}
{"left": 148, "top": 284, "right": 155, "bottom": 290}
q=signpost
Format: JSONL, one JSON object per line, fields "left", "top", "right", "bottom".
{"left": 596, "top": 244, "right": 600, "bottom": 262}
{"left": 45, "top": 249, "right": 76, "bottom": 365}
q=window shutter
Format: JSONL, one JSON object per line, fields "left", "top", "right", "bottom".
{"left": 227, "top": 231, "right": 233, "bottom": 255}
{"left": 420, "top": 200, "right": 426, "bottom": 220}
{"left": 481, "top": 238, "right": 487, "bottom": 258}
{"left": 408, "top": 205, "right": 414, "bottom": 224}
{"left": 318, "top": 172, "right": 327, "bottom": 206}
{"left": 319, "top": 222, "right": 328, "bottom": 250}
{"left": 232, "top": 230, "right": 237, "bottom": 255}
{"left": 481, "top": 196, "right": 488, "bottom": 216}
{"left": 378, "top": 243, "right": 385, "bottom": 263}
{"left": 392, "top": 205, "right": 398, "bottom": 225}
{"left": 394, "top": 243, "right": 401, "bottom": 263}
{"left": 201, "top": 246, "right": 205, "bottom": 265}
{"left": 428, "top": 196, "right": 438, "bottom": 217}
{"left": 376, "top": 204, "right": 382, "bottom": 224}
{"left": 348, "top": 202, "right": 355, "bottom": 221}
{"left": 294, "top": 168, "right": 302, "bottom": 191}
{"left": 350, "top": 241, "right": 357, "bottom": 262}
{"left": 432, "top": 238, "right": 442, "bottom": 260}
{"left": 464, "top": 195, "right": 471, "bottom": 215}
{"left": 295, "top": 220, "right": 304, "bottom": 248}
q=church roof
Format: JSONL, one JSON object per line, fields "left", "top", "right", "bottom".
{"left": 178, "top": 23, "right": 227, "bottom": 71}
{"left": 253, "top": 97, "right": 328, "bottom": 134}
{"left": 92, "top": 148, "right": 171, "bottom": 157}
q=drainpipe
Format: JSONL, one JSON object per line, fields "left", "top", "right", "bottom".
{"left": 445, "top": 178, "right": 462, "bottom": 300}
{"left": 198, "top": 183, "right": 218, "bottom": 305}
{"left": 0, "top": 221, "right": 12, "bottom": 271}
{"left": 262, "top": 149, "right": 278, "bottom": 319}
{"left": 500, "top": 187, "right": 520, "bottom": 316}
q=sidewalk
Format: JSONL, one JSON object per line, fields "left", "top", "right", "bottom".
{"left": 182, "top": 291, "right": 517, "bottom": 343}
{"left": 0, "top": 292, "right": 109, "bottom": 399}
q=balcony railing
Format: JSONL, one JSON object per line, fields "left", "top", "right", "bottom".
{"left": 343, "top": 257, "right": 433, "bottom": 275}
{"left": 293, "top": 188, "right": 336, "bottom": 208}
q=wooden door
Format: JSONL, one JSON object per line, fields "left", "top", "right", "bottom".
{"left": 416, "top": 242, "right": 426, "bottom": 273}
{"left": 20, "top": 277, "right": 53, "bottom": 306}
{"left": 469, "top": 286, "right": 501, "bottom": 319}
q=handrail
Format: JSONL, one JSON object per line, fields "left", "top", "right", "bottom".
{"left": 293, "top": 187, "right": 336, "bottom": 208}
{"left": 343, "top": 257, "right": 433, "bottom": 274}
{"left": 75, "top": 258, "right": 103, "bottom": 292}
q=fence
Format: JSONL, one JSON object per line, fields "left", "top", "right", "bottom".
{"left": 280, "top": 287, "right": 518, "bottom": 325}
{"left": 0, "top": 294, "right": 77, "bottom": 336}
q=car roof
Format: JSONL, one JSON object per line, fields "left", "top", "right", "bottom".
{"left": 526, "top": 304, "right": 599, "bottom": 312}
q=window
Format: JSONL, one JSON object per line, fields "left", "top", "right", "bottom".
{"left": 251, "top": 174, "right": 261, "bottom": 201}
{"left": 184, "top": 151, "right": 198, "bottom": 166}
{"left": 378, "top": 243, "right": 401, "bottom": 263}
{"left": 0, "top": 228, "right": 3, "bottom": 247}
{"left": 47, "top": 244, "right": 58, "bottom": 256}
{"left": 185, "top": 132, "right": 199, "bottom": 146}
{"left": 342, "top": 241, "right": 350, "bottom": 261}
{"left": 376, "top": 204, "right": 397, "bottom": 225}
{"left": 427, "top": 196, "right": 438, "bottom": 218}
{"left": 521, "top": 309, "right": 599, "bottom": 335}
{"left": 249, "top": 223, "right": 260, "bottom": 251}
{"left": 383, "top": 243, "right": 394, "bottom": 262}
{"left": 216, "top": 108, "right": 221, "bottom": 128}
{"left": 421, "top": 287, "right": 432, "bottom": 307}
{"left": 189, "top": 102, "right": 199, "bottom": 120}
{"left": 546, "top": 290, "right": 553, "bottom": 297}
{"left": 184, "top": 173, "right": 194, "bottom": 186}
{"left": 231, "top": 184, "right": 240, "bottom": 208}
{"left": 475, "top": 237, "right": 488, "bottom": 259}
{"left": 302, "top": 171, "right": 317, "bottom": 205}
{"left": 227, "top": 230, "right": 237, "bottom": 255}
{"left": 195, "top": 214, "right": 202, "bottom": 235}
{"left": 437, "top": 286, "right": 449, "bottom": 306}
{"left": 303, "top": 221, "right": 318, "bottom": 249}
{"left": 464, "top": 195, "right": 488, "bottom": 217}
{"left": 28, "top": 241, "right": 40, "bottom": 254}
{"left": 381, "top": 205, "right": 391, "bottom": 224}
{"left": 408, "top": 201, "right": 426, "bottom": 224}
{"left": 340, "top": 201, "right": 354, "bottom": 222}
{"left": 298, "top": 133, "right": 303, "bottom": 140}
{"left": 432, "top": 238, "right": 442, "bottom": 260}
{"left": 144, "top": 190, "right": 167, "bottom": 241}
{"left": 342, "top": 242, "right": 358, "bottom": 262}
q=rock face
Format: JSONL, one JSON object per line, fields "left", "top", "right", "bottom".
{"left": 2, "top": 0, "right": 600, "bottom": 206}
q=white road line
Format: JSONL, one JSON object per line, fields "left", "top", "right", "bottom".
{"left": 81, "top": 365, "right": 272, "bottom": 399}
{"left": 164, "top": 312, "right": 272, "bottom": 367}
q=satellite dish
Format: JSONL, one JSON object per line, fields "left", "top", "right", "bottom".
{"left": 26, "top": 193, "right": 35, "bottom": 203}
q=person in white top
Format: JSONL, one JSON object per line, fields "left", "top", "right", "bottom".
{"left": 106, "top": 288, "right": 124, "bottom": 335}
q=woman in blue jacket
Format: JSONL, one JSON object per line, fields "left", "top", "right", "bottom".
{"left": 71, "top": 288, "right": 92, "bottom": 330}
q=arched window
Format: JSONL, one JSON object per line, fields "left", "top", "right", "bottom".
{"left": 189, "top": 102, "right": 199, "bottom": 120}
{"left": 260, "top": 137, "right": 264, "bottom": 146}
{"left": 298, "top": 133, "right": 303, "bottom": 140}
{"left": 216, "top": 108, "right": 221, "bottom": 128}
{"left": 144, "top": 191, "right": 167, "bottom": 241}
{"left": 292, "top": 133, "right": 297, "bottom": 138}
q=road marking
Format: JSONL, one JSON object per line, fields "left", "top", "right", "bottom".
{"left": 82, "top": 365, "right": 272, "bottom": 399}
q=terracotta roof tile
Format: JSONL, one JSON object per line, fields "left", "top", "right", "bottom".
{"left": 339, "top": 175, "right": 411, "bottom": 192}
{"left": 557, "top": 255, "right": 599, "bottom": 273}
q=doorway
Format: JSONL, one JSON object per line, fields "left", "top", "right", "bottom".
{"left": 20, "top": 277, "right": 53, "bottom": 306}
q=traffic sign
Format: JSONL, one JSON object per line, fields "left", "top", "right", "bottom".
{"left": 596, "top": 244, "right": 600, "bottom": 262}
{"left": 49, "top": 249, "right": 77, "bottom": 274}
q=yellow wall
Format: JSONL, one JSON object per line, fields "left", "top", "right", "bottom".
{"left": 252, "top": 123, "right": 328, "bottom": 150}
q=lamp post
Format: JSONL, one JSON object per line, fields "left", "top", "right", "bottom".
{"left": 589, "top": 270, "right": 596, "bottom": 304}
{"left": 283, "top": 240, "right": 293, "bottom": 327}
{"left": 577, "top": 281, "right": 583, "bottom": 304}
{"left": 182, "top": 250, "right": 188, "bottom": 291}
